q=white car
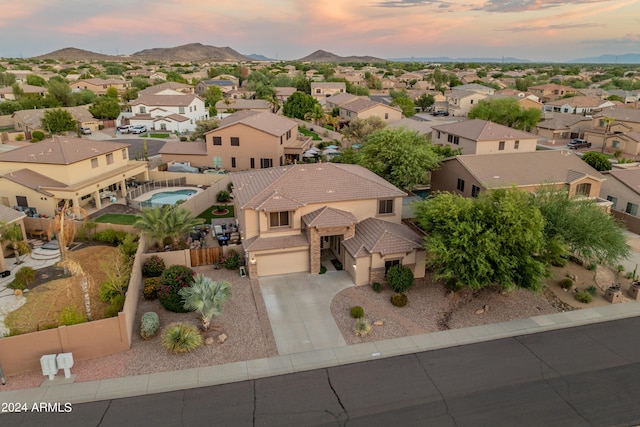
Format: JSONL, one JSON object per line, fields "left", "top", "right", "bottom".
{"left": 117, "top": 125, "right": 133, "bottom": 133}
{"left": 130, "top": 125, "right": 147, "bottom": 134}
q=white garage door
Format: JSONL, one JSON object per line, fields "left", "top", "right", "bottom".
{"left": 256, "top": 251, "right": 309, "bottom": 277}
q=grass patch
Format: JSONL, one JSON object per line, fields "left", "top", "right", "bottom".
{"left": 298, "top": 127, "right": 322, "bottom": 141}
{"left": 94, "top": 213, "right": 138, "bottom": 225}
{"left": 149, "top": 133, "right": 170, "bottom": 138}
{"left": 0, "top": 126, "right": 14, "bottom": 132}
{"left": 197, "top": 205, "right": 235, "bottom": 222}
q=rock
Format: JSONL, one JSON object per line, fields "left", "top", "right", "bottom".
{"left": 13, "top": 289, "right": 22, "bottom": 296}
{"left": 217, "top": 333, "right": 228, "bottom": 344}
{"left": 204, "top": 337, "right": 214, "bottom": 346}
{"left": 475, "top": 308, "right": 485, "bottom": 315}
{"left": 373, "top": 320, "right": 384, "bottom": 326}
{"left": 483, "top": 305, "right": 489, "bottom": 312}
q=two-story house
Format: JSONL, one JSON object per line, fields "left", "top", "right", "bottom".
{"left": 195, "top": 80, "right": 238, "bottom": 96}
{"left": 446, "top": 89, "right": 488, "bottom": 117}
{"left": 0, "top": 138, "right": 148, "bottom": 216}
{"left": 11, "top": 105, "right": 99, "bottom": 134}
{"left": 600, "top": 166, "right": 640, "bottom": 218}
{"left": 337, "top": 98, "right": 402, "bottom": 123}
{"left": 0, "top": 84, "right": 48, "bottom": 102}
{"left": 310, "top": 82, "right": 346, "bottom": 100}
{"left": 138, "top": 82, "right": 194, "bottom": 96}
{"left": 528, "top": 84, "right": 577, "bottom": 103}
{"left": 233, "top": 163, "right": 426, "bottom": 285}
{"left": 68, "top": 78, "right": 130, "bottom": 95}
{"left": 543, "top": 96, "right": 615, "bottom": 114}
{"left": 214, "top": 99, "right": 271, "bottom": 114}
{"left": 431, "top": 150, "right": 606, "bottom": 200}
{"left": 431, "top": 119, "right": 539, "bottom": 155}
{"left": 584, "top": 109, "right": 640, "bottom": 154}
{"left": 129, "top": 94, "right": 207, "bottom": 133}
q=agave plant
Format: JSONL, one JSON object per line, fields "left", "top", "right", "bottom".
{"left": 354, "top": 318, "right": 371, "bottom": 337}
{"left": 179, "top": 274, "right": 231, "bottom": 331}
{"left": 161, "top": 322, "right": 202, "bottom": 353}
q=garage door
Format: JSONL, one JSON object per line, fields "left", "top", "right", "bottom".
{"left": 256, "top": 250, "right": 309, "bottom": 277}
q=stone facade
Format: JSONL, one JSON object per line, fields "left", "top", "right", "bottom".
{"left": 306, "top": 225, "right": 355, "bottom": 274}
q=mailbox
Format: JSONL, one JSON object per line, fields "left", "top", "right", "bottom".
{"left": 40, "top": 354, "right": 58, "bottom": 380}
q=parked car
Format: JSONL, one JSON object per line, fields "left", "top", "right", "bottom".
{"left": 130, "top": 125, "right": 147, "bottom": 134}
{"left": 117, "top": 125, "right": 133, "bottom": 133}
{"left": 80, "top": 127, "right": 92, "bottom": 135}
{"left": 204, "top": 169, "right": 228, "bottom": 175}
{"left": 432, "top": 110, "right": 449, "bottom": 116}
{"left": 568, "top": 138, "right": 591, "bottom": 149}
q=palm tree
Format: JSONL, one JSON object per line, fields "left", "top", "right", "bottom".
{"left": 133, "top": 205, "right": 171, "bottom": 250}
{"left": 304, "top": 104, "right": 325, "bottom": 126}
{"left": 600, "top": 116, "right": 615, "bottom": 154}
{"left": 0, "top": 221, "right": 30, "bottom": 265}
{"left": 133, "top": 206, "right": 204, "bottom": 250}
{"left": 163, "top": 206, "right": 204, "bottom": 248}
{"left": 178, "top": 274, "right": 231, "bottom": 330}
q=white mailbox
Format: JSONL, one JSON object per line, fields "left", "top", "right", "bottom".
{"left": 40, "top": 354, "right": 58, "bottom": 380}
{"left": 56, "top": 353, "right": 74, "bottom": 379}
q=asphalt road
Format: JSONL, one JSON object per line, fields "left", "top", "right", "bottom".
{"left": 5, "top": 317, "right": 640, "bottom": 426}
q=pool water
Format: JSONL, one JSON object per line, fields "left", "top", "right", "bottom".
{"left": 412, "top": 189, "right": 430, "bottom": 199}
{"left": 142, "top": 189, "right": 198, "bottom": 207}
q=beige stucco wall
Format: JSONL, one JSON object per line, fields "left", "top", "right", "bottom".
{"left": 431, "top": 160, "right": 484, "bottom": 196}
{"left": 600, "top": 172, "right": 640, "bottom": 216}
{"left": 0, "top": 179, "right": 56, "bottom": 215}
{"left": 160, "top": 153, "right": 211, "bottom": 168}
{"left": 432, "top": 131, "right": 537, "bottom": 155}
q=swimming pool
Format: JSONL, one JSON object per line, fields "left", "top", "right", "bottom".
{"left": 141, "top": 189, "right": 199, "bottom": 207}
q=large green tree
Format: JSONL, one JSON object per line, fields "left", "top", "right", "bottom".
{"left": 582, "top": 152, "right": 612, "bottom": 171}
{"left": 341, "top": 116, "right": 387, "bottom": 144}
{"left": 41, "top": 108, "right": 76, "bottom": 134}
{"left": 468, "top": 98, "right": 542, "bottom": 130}
{"left": 26, "top": 74, "right": 47, "bottom": 87}
{"left": 89, "top": 96, "right": 120, "bottom": 119}
{"left": 415, "top": 93, "right": 435, "bottom": 112}
{"left": 47, "top": 80, "right": 75, "bottom": 107}
{"left": 390, "top": 96, "right": 416, "bottom": 117}
{"left": 358, "top": 127, "right": 441, "bottom": 190}
{"left": 282, "top": 91, "right": 320, "bottom": 120}
{"left": 190, "top": 118, "right": 220, "bottom": 141}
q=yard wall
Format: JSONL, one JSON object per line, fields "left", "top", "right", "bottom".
{"left": 23, "top": 217, "right": 137, "bottom": 237}
{"left": 612, "top": 210, "right": 640, "bottom": 235}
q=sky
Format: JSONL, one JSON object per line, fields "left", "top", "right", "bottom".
{"left": 1, "top": 0, "right": 639, "bottom": 62}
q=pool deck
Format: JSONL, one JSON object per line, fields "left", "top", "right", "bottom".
{"left": 131, "top": 186, "right": 204, "bottom": 202}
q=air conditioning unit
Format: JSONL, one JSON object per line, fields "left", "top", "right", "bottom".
{"left": 56, "top": 353, "right": 74, "bottom": 379}
{"left": 40, "top": 354, "right": 58, "bottom": 380}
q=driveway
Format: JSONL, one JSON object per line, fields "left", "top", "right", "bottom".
{"left": 259, "top": 271, "right": 353, "bottom": 355}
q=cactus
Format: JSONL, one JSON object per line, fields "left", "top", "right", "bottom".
{"left": 140, "top": 312, "right": 160, "bottom": 340}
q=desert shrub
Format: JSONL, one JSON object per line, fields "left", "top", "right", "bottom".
{"left": 142, "top": 255, "right": 166, "bottom": 277}
{"left": 8, "top": 266, "right": 36, "bottom": 290}
{"left": 386, "top": 265, "right": 414, "bottom": 294}
{"left": 319, "top": 265, "right": 327, "bottom": 274}
{"left": 227, "top": 182, "right": 233, "bottom": 193}
{"left": 350, "top": 306, "right": 364, "bottom": 318}
{"left": 140, "top": 312, "right": 160, "bottom": 340}
{"left": 575, "top": 290, "right": 593, "bottom": 303}
{"left": 31, "top": 130, "right": 44, "bottom": 140}
{"left": 161, "top": 322, "right": 202, "bottom": 353}
{"left": 559, "top": 278, "right": 574, "bottom": 290}
{"left": 390, "top": 293, "right": 408, "bottom": 307}
{"left": 221, "top": 249, "right": 240, "bottom": 270}
{"left": 157, "top": 265, "right": 195, "bottom": 312}
{"left": 98, "top": 124, "right": 104, "bottom": 130}
{"left": 15, "top": 134, "right": 24, "bottom": 141}
{"left": 334, "top": 261, "right": 343, "bottom": 270}
{"left": 118, "top": 233, "right": 139, "bottom": 258}
{"left": 144, "top": 277, "right": 160, "bottom": 300}
{"left": 216, "top": 190, "right": 230, "bottom": 203}
{"left": 94, "top": 228, "right": 118, "bottom": 244}
{"left": 586, "top": 285, "right": 597, "bottom": 296}
{"left": 354, "top": 318, "right": 371, "bottom": 337}
{"left": 587, "top": 262, "right": 597, "bottom": 271}
{"left": 99, "top": 253, "right": 131, "bottom": 302}
{"left": 59, "top": 306, "right": 87, "bottom": 326}
{"left": 105, "top": 294, "right": 125, "bottom": 317}
{"left": 371, "top": 282, "right": 383, "bottom": 293}
{"left": 180, "top": 136, "right": 188, "bottom": 142}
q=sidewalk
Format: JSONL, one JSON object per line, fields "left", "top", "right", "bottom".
{"left": 2, "top": 298, "right": 639, "bottom": 406}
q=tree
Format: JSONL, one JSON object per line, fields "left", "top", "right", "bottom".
{"left": 415, "top": 93, "right": 435, "bottom": 112}
{"left": 204, "top": 85, "right": 223, "bottom": 111}
{"left": 282, "top": 91, "right": 320, "bottom": 119}
{"left": 332, "top": 147, "right": 360, "bottom": 164}
{"left": 89, "top": 96, "right": 121, "bottom": 119}
{"left": 190, "top": 118, "right": 220, "bottom": 141}
{"left": 26, "top": 74, "right": 47, "bottom": 87}
{"left": 600, "top": 116, "right": 615, "bottom": 153}
{"left": 0, "top": 72, "right": 16, "bottom": 87}
{"left": 72, "top": 89, "right": 97, "bottom": 106}
{"left": 47, "top": 80, "right": 75, "bottom": 107}
{"left": 413, "top": 189, "right": 547, "bottom": 291}
{"left": 468, "top": 98, "right": 541, "bottom": 130}
{"left": 166, "top": 71, "right": 187, "bottom": 84}
{"left": 105, "top": 87, "right": 119, "bottom": 99}
{"left": 358, "top": 127, "right": 441, "bottom": 190}
{"left": 48, "top": 200, "right": 87, "bottom": 272}
{"left": 341, "top": 116, "right": 387, "bottom": 144}
{"left": 41, "top": 108, "right": 76, "bottom": 134}
{"left": 133, "top": 206, "right": 204, "bottom": 250}
{"left": 390, "top": 96, "right": 416, "bottom": 117}
{"left": 304, "top": 103, "right": 325, "bottom": 125}
{"left": 0, "top": 221, "right": 30, "bottom": 265}
{"left": 179, "top": 274, "right": 231, "bottom": 330}
{"left": 582, "top": 152, "right": 612, "bottom": 171}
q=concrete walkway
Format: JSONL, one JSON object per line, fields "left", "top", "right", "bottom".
{"left": 259, "top": 271, "right": 352, "bottom": 354}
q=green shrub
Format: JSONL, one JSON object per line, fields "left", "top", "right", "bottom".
{"left": 227, "top": 182, "right": 233, "bottom": 193}
{"left": 354, "top": 318, "right": 371, "bottom": 337}
{"left": 105, "top": 294, "right": 125, "bottom": 317}
{"left": 140, "top": 312, "right": 160, "bottom": 340}
{"left": 390, "top": 293, "right": 408, "bottom": 307}
{"left": 586, "top": 285, "right": 597, "bottom": 296}
{"left": 15, "top": 134, "right": 24, "bottom": 141}
{"left": 334, "top": 261, "right": 343, "bottom": 270}
{"left": 587, "top": 262, "right": 597, "bottom": 271}
{"left": 31, "top": 130, "right": 44, "bottom": 140}
{"left": 371, "top": 282, "right": 383, "bottom": 293}
{"left": 142, "top": 255, "right": 166, "bottom": 277}
{"left": 575, "top": 290, "right": 593, "bottom": 304}
{"left": 94, "top": 228, "right": 118, "bottom": 244}
{"left": 161, "top": 322, "right": 202, "bottom": 353}
{"left": 157, "top": 265, "right": 195, "bottom": 312}
{"left": 118, "top": 233, "right": 139, "bottom": 258}
{"left": 386, "top": 265, "right": 414, "bottom": 294}
{"left": 98, "top": 124, "right": 104, "bottom": 130}
{"left": 180, "top": 136, "right": 188, "bottom": 142}
{"left": 8, "top": 266, "right": 36, "bottom": 290}
{"left": 144, "top": 277, "right": 160, "bottom": 300}
{"left": 559, "top": 278, "right": 574, "bottom": 290}
{"left": 59, "top": 306, "right": 87, "bottom": 326}
{"left": 319, "top": 265, "right": 327, "bottom": 274}
{"left": 216, "top": 190, "right": 230, "bottom": 202}
{"left": 350, "top": 306, "right": 364, "bottom": 318}
{"left": 221, "top": 249, "right": 240, "bottom": 270}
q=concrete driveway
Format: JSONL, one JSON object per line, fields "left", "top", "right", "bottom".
{"left": 259, "top": 271, "right": 353, "bottom": 355}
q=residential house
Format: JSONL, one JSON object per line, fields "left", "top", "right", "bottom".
{"left": 446, "top": 89, "right": 488, "bottom": 117}
{"left": 12, "top": 106, "right": 99, "bottom": 133}
{"left": 0, "top": 84, "right": 48, "bottom": 102}
{"left": 431, "top": 150, "right": 606, "bottom": 200}
{"left": 528, "top": 84, "right": 577, "bottom": 103}
{"left": 310, "top": 82, "right": 346, "bottom": 100}
{"left": 138, "top": 82, "right": 194, "bottom": 96}
{"left": 274, "top": 87, "right": 297, "bottom": 103}
{"left": 543, "top": 96, "right": 615, "bottom": 114}
{"left": 584, "top": 108, "right": 640, "bottom": 152}
{"left": 325, "top": 92, "right": 360, "bottom": 112}
{"left": 0, "top": 138, "right": 148, "bottom": 216}
{"left": 337, "top": 98, "right": 403, "bottom": 124}
{"left": 232, "top": 163, "right": 426, "bottom": 285}
{"left": 68, "top": 78, "right": 130, "bottom": 95}
{"left": 195, "top": 80, "right": 238, "bottom": 96}
{"left": 535, "top": 112, "right": 591, "bottom": 141}
{"left": 600, "top": 166, "right": 640, "bottom": 217}
{"left": 494, "top": 89, "right": 540, "bottom": 103}
{"left": 214, "top": 99, "right": 271, "bottom": 114}
{"left": 487, "top": 93, "right": 543, "bottom": 111}
{"left": 453, "top": 84, "right": 496, "bottom": 96}
{"left": 129, "top": 94, "right": 207, "bottom": 133}
{"left": 431, "top": 119, "right": 538, "bottom": 155}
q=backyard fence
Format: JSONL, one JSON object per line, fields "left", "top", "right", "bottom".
{"left": 125, "top": 178, "right": 187, "bottom": 209}
{"left": 190, "top": 247, "right": 223, "bottom": 266}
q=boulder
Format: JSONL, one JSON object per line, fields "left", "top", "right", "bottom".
{"left": 373, "top": 320, "right": 384, "bottom": 326}
{"left": 204, "top": 337, "right": 215, "bottom": 346}
{"left": 217, "top": 333, "right": 228, "bottom": 344}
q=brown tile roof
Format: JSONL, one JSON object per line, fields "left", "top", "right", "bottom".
{"left": 155, "top": 113, "right": 190, "bottom": 123}
{"left": 215, "top": 99, "right": 271, "bottom": 110}
{"left": 131, "top": 94, "right": 201, "bottom": 107}
{"left": 325, "top": 92, "right": 359, "bottom": 106}
{"left": 0, "top": 138, "right": 130, "bottom": 165}
{"left": 431, "top": 119, "right": 538, "bottom": 141}
{"left": 343, "top": 217, "right": 423, "bottom": 258}
{"left": 138, "top": 82, "right": 194, "bottom": 96}
{"left": 545, "top": 96, "right": 612, "bottom": 108}
{"left": 607, "top": 168, "right": 640, "bottom": 195}
{"left": 11, "top": 106, "right": 95, "bottom": 129}
{"left": 342, "top": 98, "right": 401, "bottom": 114}
{"left": 214, "top": 110, "right": 297, "bottom": 137}
{"left": 593, "top": 108, "right": 640, "bottom": 123}
{"left": 302, "top": 206, "right": 357, "bottom": 228}
{"left": 159, "top": 141, "right": 208, "bottom": 155}
{"left": 231, "top": 163, "right": 405, "bottom": 211}
{"left": 243, "top": 233, "right": 309, "bottom": 251}
{"left": 2, "top": 168, "right": 65, "bottom": 196}
{"left": 0, "top": 204, "right": 26, "bottom": 223}
{"left": 450, "top": 150, "right": 605, "bottom": 188}
{"left": 311, "top": 82, "right": 347, "bottom": 90}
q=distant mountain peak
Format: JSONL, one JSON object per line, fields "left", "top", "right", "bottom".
{"left": 298, "top": 49, "right": 386, "bottom": 63}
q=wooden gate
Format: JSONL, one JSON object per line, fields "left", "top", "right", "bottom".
{"left": 190, "top": 247, "right": 223, "bottom": 267}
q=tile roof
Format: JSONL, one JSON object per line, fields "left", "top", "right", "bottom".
{"left": 325, "top": 92, "right": 359, "bottom": 106}
{"left": 154, "top": 113, "right": 190, "bottom": 123}
{"left": 311, "top": 82, "right": 347, "bottom": 89}
{"left": 593, "top": 108, "right": 640, "bottom": 123}
{"left": 131, "top": 94, "right": 201, "bottom": 107}
{"left": 449, "top": 150, "right": 605, "bottom": 188}
{"left": 231, "top": 163, "right": 405, "bottom": 211}
{"left": 159, "top": 141, "right": 208, "bottom": 155}
{"left": 342, "top": 98, "right": 401, "bottom": 114}
{"left": 215, "top": 99, "right": 271, "bottom": 110}
{"left": 214, "top": 110, "right": 297, "bottom": 137}
{"left": 243, "top": 233, "right": 309, "bottom": 251}
{"left": 343, "top": 217, "right": 423, "bottom": 258}
{"left": 138, "top": 82, "right": 194, "bottom": 96}
{"left": 431, "top": 119, "right": 538, "bottom": 141}
{"left": 302, "top": 206, "right": 358, "bottom": 228}
{"left": 11, "top": 106, "right": 95, "bottom": 129}
{"left": 0, "top": 138, "right": 130, "bottom": 165}
{"left": 607, "top": 168, "right": 640, "bottom": 195}
{"left": 545, "top": 96, "right": 613, "bottom": 108}
{"left": 0, "top": 204, "right": 26, "bottom": 223}
{"left": 2, "top": 168, "right": 65, "bottom": 196}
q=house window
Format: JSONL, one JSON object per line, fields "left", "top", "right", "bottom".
{"left": 456, "top": 178, "right": 465, "bottom": 192}
{"left": 286, "top": 129, "right": 292, "bottom": 139}
{"left": 91, "top": 158, "right": 98, "bottom": 168}
{"left": 447, "top": 134, "right": 453, "bottom": 142}
{"left": 316, "top": 89, "right": 321, "bottom": 94}
{"left": 212, "top": 136, "right": 222, "bottom": 146}
{"left": 384, "top": 259, "right": 400, "bottom": 274}
{"left": 613, "top": 140, "right": 620, "bottom": 148}
{"left": 140, "top": 106, "right": 146, "bottom": 114}
{"left": 280, "top": 156, "right": 283, "bottom": 166}
{"left": 471, "top": 185, "right": 480, "bottom": 198}
{"left": 385, "top": 113, "right": 389, "bottom": 120}
{"left": 453, "top": 136, "right": 459, "bottom": 145}
{"left": 213, "top": 156, "right": 222, "bottom": 168}
{"left": 250, "top": 158, "right": 255, "bottom": 169}
{"left": 121, "top": 149, "right": 127, "bottom": 160}
{"left": 607, "top": 195, "right": 618, "bottom": 209}
{"left": 626, "top": 202, "right": 638, "bottom": 216}
{"left": 498, "top": 141, "right": 505, "bottom": 151}
{"left": 437, "top": 131, "right": 441, "bottom": 139}
{"left": 260, "top": 158, "right": 273, "bottom": 168}
{"left": 378, "top": 199, "right": 394, "bottom": 215}
{"left": 269, "top": 211, "right": 290, "bottom": 228}
{"left": 231, "top": 157, "right": 236, "bottom": 168}
{"left": 575, "top": 183, "right": 591, "bottom": 196}
{"left": 514, "top": 140, "right": 519, "bottom": 150}
{"left": 231, "top": 137, "right": 240, "bottom": 146}
{"left": 470, "top": 99, "right": 474, "bottom": 104}
{"left": 179, "top": 107, "right": 185, "bottom": 114}
{"left": 160, "top": 123, "right": 167, "bottom": 130}
{"left": 106, "top": 153, "right": 114, "bottom": 165}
